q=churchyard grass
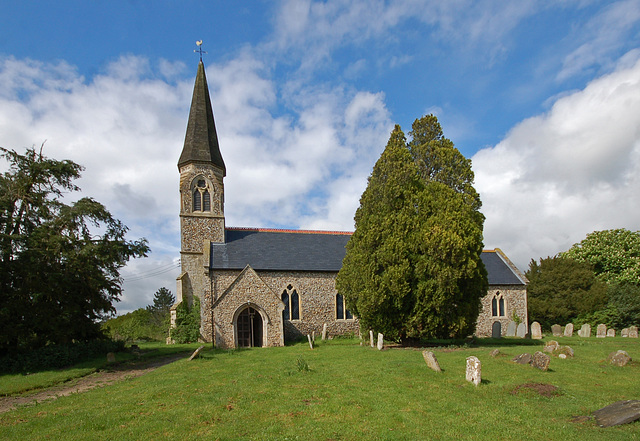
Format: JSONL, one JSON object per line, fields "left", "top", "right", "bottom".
{"left": 0, "top": 337, "right": 638, "bottom": 440}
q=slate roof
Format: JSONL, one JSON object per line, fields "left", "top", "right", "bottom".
{"left": 178, "top": 61, "right": 226, "bottom": 175}
{"left": 210, "top": 228, "right": 527, "bottom": 286}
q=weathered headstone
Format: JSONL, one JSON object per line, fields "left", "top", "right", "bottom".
{"left": 189, "top": 345, "right": 205, "bottom": 361}
{"left": 490, "top": 349, "right": 500, "bottom": 357}
{"left": 322, "top": 323, "right": 328, "bottom": 340}
{"left": 513, "top": 353, "right": 532, "bottom": 365}
{"left": 531, "top": 321, "right": 542, "bottom": 339}
{"left": 369, "top": 330, "right": 375, "bottom": 347}
{"left": 543, "top": 340, "right": 559, "bottom": 353}
{"left": 564, "top": 323, "right": 574, "bottom": 337}
{"left": 622, "top": 328, "right": 629, "bottom": 337}
{"left": 531, "top": 351, "right": 550, "bottom": 371}
{"left": 609, "top": 350, "right": 632, "bottom": 367}
{"left": 307, "top": 334, "right": 314, "bottom": 350}
{"left": 596, "top": 324, "right": 607, "bottom": 338}
{"left": 377, "top": 333, "right": 384, "bottom": 351}
{"left": 551, "top": 324, "right": 562, "bottom": 336}
{"left": 107, "top": 352, "right": 116, "bottom": 363}
{"left": 465, "top": 356, "right": 481, "bottom": 386}
{"left": 629, "top": 326, "right": 639, "bottom": 338}
{"left": 491, "top": 321, "right": 502, "bottom": 338}
{"left": 506, "top": 321, "right": 517, "bottom": 337}
{"left": 556, "top": 345, "right": 574, "bottom": 358}
{"left": 578, "top": 323, "right": 591, "bottom": 337}
{"left": 516, "top": 323, "right": 527, "bottom": 338}
{"left": 607, "top": 328, "right": 615, "bottom": 337}
{"left": 422, "top": 350, "right": 442, "bottom": 372}
{"left": 593, "top": 400, "right": 640, "bottom": 427}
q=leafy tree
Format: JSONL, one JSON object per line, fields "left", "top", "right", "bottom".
{"left": 102, "top": 308, "right": 163, "bottom": 342}
{"left": 337, "top": 115, "right": 487, "bottom": 341}
{"left": 525, "top": 256, "right": 607, "bottom": 328}
{"left": 561, "top": 229, "right": 640, "bottom": 286}
{"left": 0, "top": 145, "right": 149, "bottom": 353}
{"left": 171, "top": 297, "right": 201, "bottom": 344}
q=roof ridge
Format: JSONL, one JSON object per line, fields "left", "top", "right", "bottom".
{"left": 226, "top": 227, "right": 353, "bottom": 236}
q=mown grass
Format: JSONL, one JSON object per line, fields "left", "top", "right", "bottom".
{"left": 0, "top": 337, "right": 638, "bottom": 440}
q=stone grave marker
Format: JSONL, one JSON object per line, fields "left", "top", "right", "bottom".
{"left": 189, "top": 345, "right": 205, "bottom": 361}
{"left": 516, "top": 323, "right": 527, "bottom": 338}
{"left": 307, "top": 334, "right": 314, "bottom": 350}
{"left": 607, "top": 328, "right": 615, "bottom": 337}
{"left": 490, "top": 349, "right": 500, "bottom": 357}
{"left": 506, "top": 321, "right": 517, "bottom": 337}
{"left": 531, "top": 351, "right": 550, "bottom": 371}
{"left": 596, "top": 324, "right": 607, "bottom": 338}
{"left": 622, "top": 328, "right": 629, "bottom": 337}
{"left": 531, "top": 321, "right": 542, "bottom": 339}
{"left": 107, "top": 352, "right": 116, "bottom": 363}
{"left": 629, "top": 326, "right": 639, "bottom": 338}
{"left": 422, "top": 350, "right": 442, "bottom": 372}
{"left": 593, "top": 400, "right": 640, "bottom": 427}
{"left": 369, "top": 330, "right": 375, "bottom": 347}
{"left": 578, "top": 323, "right": 591, "bottom": 337}
{"left": 556, "top": 345, "right": 574, "bottom": 358}
{"left": 564, "top": 323, "right": 574, "bottom": 337}
{"left": 377, "top": 333, "right": 384, "bottom": 350}
{"left": 543, "top": 340, "right": 559, "bottom": 353}
{"left": 609, "top": 350, "right": 631, "bottom": 367}
{"left": 513, "top": 353, "right": 532, "bottom": 365}
{"left": 491, "top": 321, "right": 502, "bottom": 338}
{"left": 322, "top": 323, "right": 328, "bottom": 340}
{"left": 551, "top": 324, "right": 562, "bottom": 336}
{"left": 465, "top": 356, "right": 481, "bottom": 386}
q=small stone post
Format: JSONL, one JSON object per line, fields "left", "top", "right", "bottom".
{"left": 465, "top": 356, "right": 481, "bottom": 386}
{"left": 322, "top": 323, "right": 328, "bottom": 340}
{"left": 369, "top": 330, "right": 375, "bottom": 348}
{"left": 307, "top": 334, "right": 314, "bottom": 350}
{"left": 377, "top": 333, "right": 384, "bottom": 350}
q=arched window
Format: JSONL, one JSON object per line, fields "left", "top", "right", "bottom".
{"left": 491, "top": 292, "right": 505, "bottom": 317}
{"left": 203, "top": 189, "right": 211, "bottom": 211}
{"left": 193, "top": 189, "right": 202, "bottom": 211}
{"left": 192, "top": 178, "right": 212, "bottom": 212}
{"left": 336, "top": 294, "right": 353, "bottom": 320}
{"left": 281, "top": 285, "right": 300, "bottom": 320}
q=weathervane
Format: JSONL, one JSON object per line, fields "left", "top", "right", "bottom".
{"left": 194, "top": 40, "right": 207, "bottom": 61}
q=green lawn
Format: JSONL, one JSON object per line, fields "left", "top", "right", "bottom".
{"left": 0, "top": 337, "right": 638, "bottom": 440}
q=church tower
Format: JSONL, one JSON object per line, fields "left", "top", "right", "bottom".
{"left": 171, "top": 60, "right": 225, "bottom": 341}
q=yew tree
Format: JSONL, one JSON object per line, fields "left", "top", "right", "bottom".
{"left": 337, "top": 115, "right": 487, "bottom": 341}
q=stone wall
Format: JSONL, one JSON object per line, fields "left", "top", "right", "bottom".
{"left": 475, "top": 285, "right": 528, "bottom": 337}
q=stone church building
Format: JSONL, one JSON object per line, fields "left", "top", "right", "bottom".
{"left": 170, "top": 60, "right": 528, "bottom": 348}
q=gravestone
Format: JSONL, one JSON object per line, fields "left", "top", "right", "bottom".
{"left": 622, "top": 328, "right": 629, "bottom": 337}
{"left": 465, "top": 356, "right": 481, "bottom": 386}
{"left": 322, "top": 323, "right": 328, "bottom": 340}
{"left": 551, "top": 324, "right": 562, "bottom": 336}
{"left": 531, "top": 322, "right": 542, "bottom": 339}
{"left": 578, "top": 323, "right": 591, "bottom": 337}
{"left": 490, "top": 349, "right": 500, "bottom": 357}
{"left": 609, "top": 350, "right": 631, "bottom": 367}
{"left": 189, "top": 345, "right": 205, "bottom": 361}
{"left": 422, "top": 350, "right": 442, "bottom": 372}
{"left": 607, "top": 328, "right": 615, "bottom": 337}
{"left": 516, "top": 323, "right": 527, "bottom": 338}
{"left": 564, "top": 323, "right": 574, "bottom": 337}
{"left": 491, "top": 321, "right": 502, "bottom": 338}
{"left": 629, "top": 326, "right": 639, "bottom": 338}
{"left": 377, "top": 333, "right": 384, "bottom": 351}
{"left": 307, "top": 334, "right": 314, "bottom": 350}
{"left": 593, "top": 400, "right": 640, "bottom": 427}
{"left": 370, "top": 330, "right": 375, "bottom": 347}
{"left": 107, "top": 352, "right": 116, "bottom": 363}
{"left": 556, "top": 345, "right": 574, "bottom": 358}
{"left": 596, "top": 324, "right": 607, "bottom": 338}
{"left": 531, "top": 351, "right": 550, "bottom": 371}
{"left": 543, "top": 340, "right": 559, "bottom": 353}
{"left": 513, "top": 353, "right": 532, "bottom": 365}
{"left": 506, "top": 321, "right": 517, "bottom": 337}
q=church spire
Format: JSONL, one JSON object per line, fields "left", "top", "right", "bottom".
{"left": 178, "top": 60, "right": 226, "bottom": 176}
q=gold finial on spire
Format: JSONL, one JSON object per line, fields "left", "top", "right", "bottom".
{"left": 194, "top": 40, "right": 207, "bottom": 61}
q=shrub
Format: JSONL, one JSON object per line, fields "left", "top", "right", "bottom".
{"left": 171, "top": 297, "right": 201, "bottom": 343}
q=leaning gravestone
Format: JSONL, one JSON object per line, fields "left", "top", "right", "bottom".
{"left": 531, "top": 351, "right": 550, "bottom": 371}
{"left": 630, "top": 326, "right": 639, "bottom": 338}
{"left": 516, "top": 323, "right": 527, "bottom": 338}
{"left": 492, "top": 321, "right": 502, "bottom": 338}
{"left": 465, "top": 356, "right": 481, "bottom": 386}
{"left": 551, "top": 324, "right": 562, "bottom": 336}
{"left": 543, "top": 340, "right": 559, "bottom": 353}
{"left": 422, "top": 350, "right": 442, "bottom": 372}
{"left": 531, "top": 322, "right": 542, "bottom": 339}
{"left": 578, "top": 323, "right": 591, "bottom": 337}
{"left": 370, "top": 330, "right": 375, "bottom": 347}
{"left": 564, "top": 323, "right": 574, "bottom": 337}
{"left": 593, "top": 400, "right": 640, "bottom": 427}
{"left": 597, "top": 324, "right": 607, "bottom": 338}
{"left": 307, "top": 334, "right": 314, "bottom": 350}
{"left": 609, "top": 350, "right": 632, "bottom": 367}
{"left": 189, "top": 345, "right": 205, "bottom": 361}
{"left": 622, "top": 328, "right": 629, "bottom": 337}
{"left": 513, "top": 353, "right": 532, "bottom": 365}
{"left": 506, "top": 321, "right": 517, "bottom": 337}
{"left": 607, "top": 328, "right": 615, "bottom": 337}
{"left": 377, "top": 333, "right": 384, "bottom": 350}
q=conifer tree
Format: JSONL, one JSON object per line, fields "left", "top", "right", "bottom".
{"left": 336, "top": 115, "right": 487, "bottom": 341}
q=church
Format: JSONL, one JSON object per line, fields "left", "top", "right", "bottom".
{"left": 170, "top": 60, "right": 528, "bottom": 348}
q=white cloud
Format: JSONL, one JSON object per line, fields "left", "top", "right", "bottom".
{"left": 474, "top": 52, "right": 640, "bottom": 271}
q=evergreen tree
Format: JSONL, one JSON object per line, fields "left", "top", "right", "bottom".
{"left": 337, "top": 115, "right": 487, "bottom": 341}
{"left": 147, "top": 287, "right": 175, "bottom": 315}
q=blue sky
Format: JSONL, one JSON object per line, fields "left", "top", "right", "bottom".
{"left": 1, "top": 1, "right": 640, "bottom": 314}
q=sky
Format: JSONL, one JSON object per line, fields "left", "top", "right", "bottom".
{"left": 1, "top": 0, "right": 640, "bottom": 315}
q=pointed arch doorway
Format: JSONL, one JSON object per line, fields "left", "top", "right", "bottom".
{"left": 236, "top": 306, "right": 263, "bottom": 348}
